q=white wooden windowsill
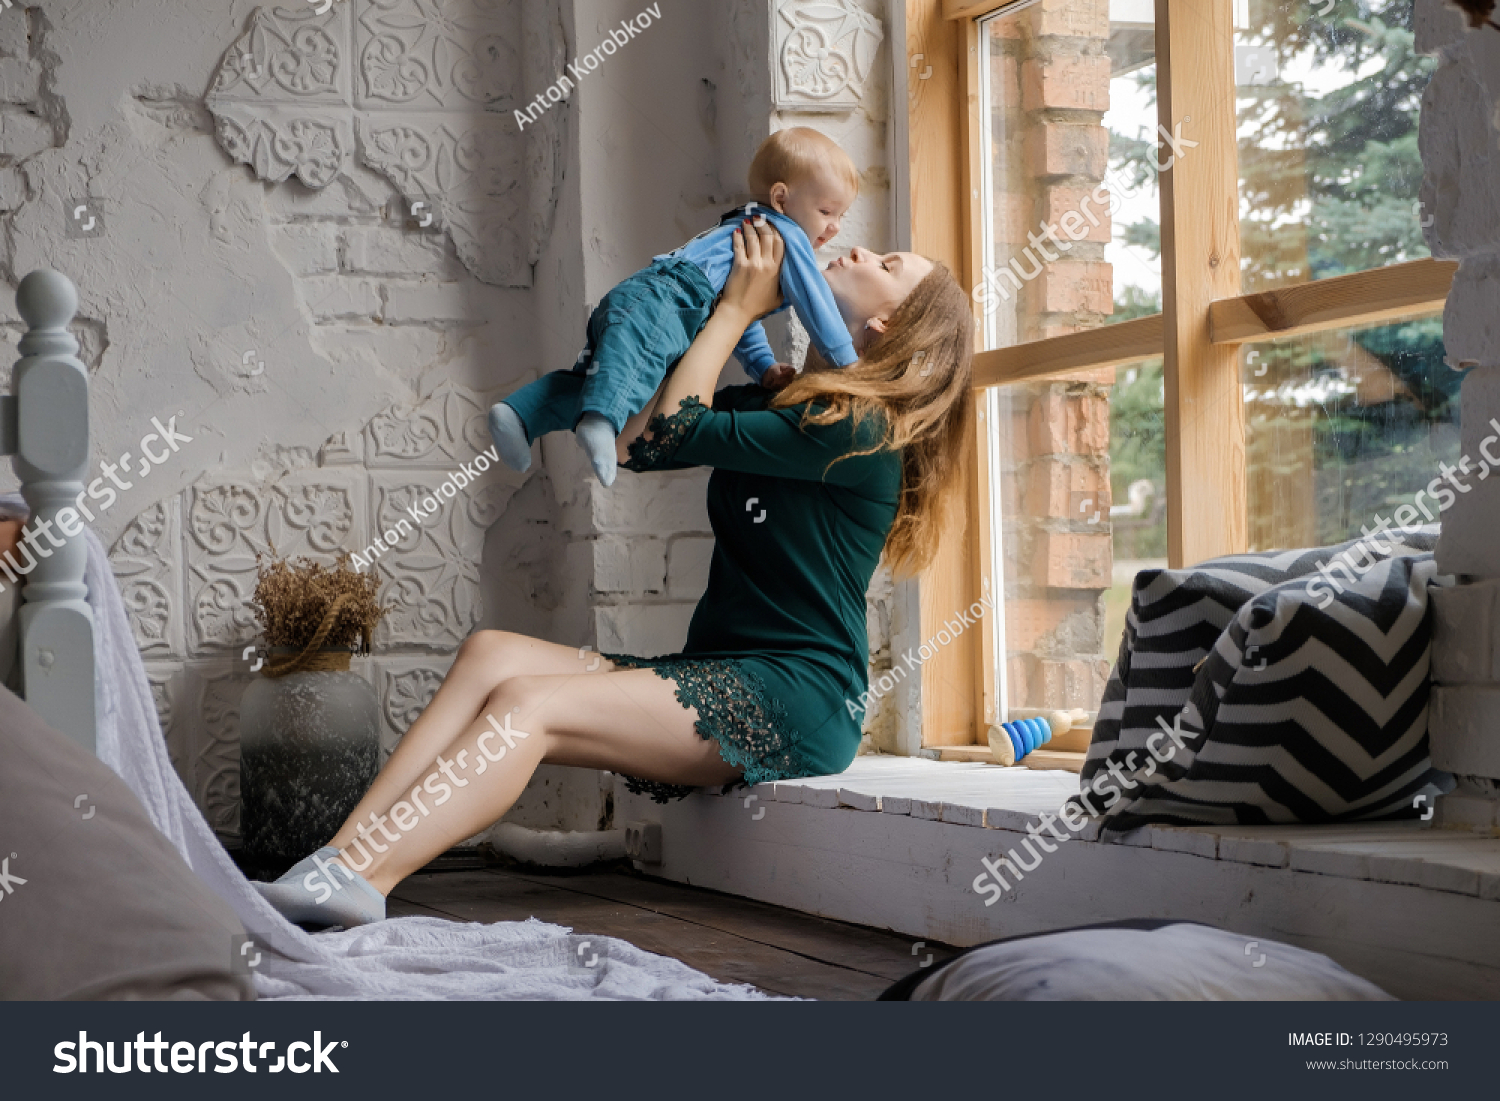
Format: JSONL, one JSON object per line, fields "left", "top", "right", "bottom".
{"left": 615, "top": 756, "right": 1500, "bottom": 999}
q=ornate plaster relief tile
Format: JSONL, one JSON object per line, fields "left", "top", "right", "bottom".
{"left": 179, "top": 661, "right": 252, "bottom": 842}
{"left": 319, "top": 428, "right": 364, "bottom": 467}
{"left": 772, "top": 0, "right": 886, "bottom": 112}
{"left": 109, "top": 497, "right": 185, "bottom": 660}
{"left": 212, "top": 109, "right": 353, "bottom": 189}
{"left": 360, "top": 380, "right": 519, "bottom": 650}
{"left": 143, "top": 661, "right": 185, "bottom": 779}
{"left": 376, "top": 654, "right": 454, "bottom": 755}
{"left": 185, "top": 474, "right": 366, "bottom": 654}
{"left": 356, "top": 117, "right": 527, "bottom": 285}
{"left": 353, "top": 0, "right": 520, "bottom": 110}
{"left": 206, "top": 0, "right": 556, "bottom": 287}
{"left": 364, "top": 377, "right": 507, "bottom": 468}
{"left": 368, "top": 468, "right": 517, "bottom": 651}
{"left": 207, "top": 5, "right": 351, "bottom": 105}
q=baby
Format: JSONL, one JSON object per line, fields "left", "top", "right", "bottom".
{"left": 489, "top": 127, "right": 861, "bottom": 485}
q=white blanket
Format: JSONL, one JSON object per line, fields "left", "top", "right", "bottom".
{"left": 6, "top": 497, "right": 761, "bottom": 1000}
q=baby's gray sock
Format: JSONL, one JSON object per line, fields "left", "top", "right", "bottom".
{"left": 575, "top": 412, "right": 618, "bottom": 487}
{"left": 254, "top": 848, "right": 386, "bottom": 930}
{"left": 488, "top": 402, "right": 532, "bottom": 474}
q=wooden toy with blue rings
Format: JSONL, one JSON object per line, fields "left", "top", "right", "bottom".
{"left": 985, "top": 714, "right": 1059, "bottom": 765}
{"left": 987, "top": 709, "right": 1092, "bottom": 766}
{"left": 1027, "top": 717, "right": 1051, "bottom": 748}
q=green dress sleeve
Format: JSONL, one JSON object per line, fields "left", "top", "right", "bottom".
{"left": 623, "top": 391, "right": 891, "bottom": 488}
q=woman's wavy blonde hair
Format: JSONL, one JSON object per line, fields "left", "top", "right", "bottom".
{"left": 771, "top": 261, "right": 974, "bottom": 575}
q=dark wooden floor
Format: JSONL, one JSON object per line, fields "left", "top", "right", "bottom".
{"left": 385, "top": 862, "right": 954, "bottom": 999}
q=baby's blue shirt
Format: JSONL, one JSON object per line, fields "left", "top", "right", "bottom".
{"left": 656, "top": 203, "right": 858, "bottom": 380}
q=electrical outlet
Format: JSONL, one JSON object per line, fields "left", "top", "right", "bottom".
{"left": 622, "top": 821, "right": 662, "bottom": 864}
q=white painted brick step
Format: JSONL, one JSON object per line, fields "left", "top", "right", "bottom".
{"left": 709, "top": 778, "right": 1500, "bottom": 897}
{"left": 677, "top": 761, "right": 1500, "bottom": 896}
{"left": 764, "top": 756, "right": 1081, "bottom": 827}
{"left": 1184, "top": 822, "right": 1426, "bottom": 869}
{"left": 1288, "top": 834, "right": 1500, "bottom": 898}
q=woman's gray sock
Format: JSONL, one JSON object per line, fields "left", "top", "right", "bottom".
{"left": 274, "top": 845, "right": 341, "bottom": 886}
{"left": 488, "top": 402, "right": 532, "bottom": 473}
{"left": 575, "top": 412, "right": 618, "bottom": 486}
{"left": 254, "top": 849, "right": 386, "bottom": 930}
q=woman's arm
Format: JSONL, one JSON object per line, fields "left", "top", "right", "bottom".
{"left": 617, "top": 218, "right": 785, "bottom": 461}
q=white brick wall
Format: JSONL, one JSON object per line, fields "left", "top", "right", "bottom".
{"left": 343, "top": 226, "right": 461, "bottom": 280}
{"left": 593, "top": 535, "right": 667, "bottom": 595}
{"left": 379, "top": 281, "right": 474, "bottom": 325}
{"left": 1432, "top": 582, "right": 1500, "bottom": 685}
{"left": 300, "top": 275, "right": 383, "bottom": 323}
{"left": 666, "top": 536, "right": 715, "bottom": 598}
{"left": 271, "top": 225, "right": 339, "bottom": 278}
{"left": 598, "top": 603, "right": 698, "bottom": 657}
{"left": 1418, "top": 0, "right": 1500, "bottom": 807}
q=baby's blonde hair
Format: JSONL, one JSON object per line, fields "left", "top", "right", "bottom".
{"left": 748, "top": 127, "right": 860, "bottom": 199}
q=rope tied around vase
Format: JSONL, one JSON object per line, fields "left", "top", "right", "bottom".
{"left": 250, "top": 551, "right": 388, "bottom": 677}
{"left": 261, "top": 593, "right": 360, "bottom": 677}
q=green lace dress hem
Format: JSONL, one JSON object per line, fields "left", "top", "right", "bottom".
{"left": 605, "top": 654, "right": 817, "bottom": 803}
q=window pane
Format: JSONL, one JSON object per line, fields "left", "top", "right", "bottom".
{"left": 983, "top": 360, "right": 1164, "bottom": 722}
{"left": 977, "top": 0, "right": 1160, "bottom": 352}
{"left": 1243, "top": 314, "right": 1458, "bottom": 551}
{"left": 977, "top": 0, "right": 1164, "bottom": 722}
{"left": 1104, "top": 359, "right": 1167, "bottom": 665}
{"left": 1235, "top": 0, "right": 1434, "bottom": 292}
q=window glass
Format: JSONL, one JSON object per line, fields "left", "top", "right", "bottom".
{"left": 1103, "top": 356, "right": 1167, "bottom": 665}
{"left": 1242, "top": 315, "right": 1459, "bottom": 551}
{"left": 1234, "top": 0, "right": 1434, "bottom": 292}
{"left": 977, "top": 0, "right": 1161, "bottom": 352}
{"left": 978, "top": 0, "right": 1163, "bottom": 719}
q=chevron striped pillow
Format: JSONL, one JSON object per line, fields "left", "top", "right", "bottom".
{"left": 1083, "top": 529, "right": 1440, "bottom": 790}
{"left": 1094, "top": 552, "right": 1453, "bottom": 832}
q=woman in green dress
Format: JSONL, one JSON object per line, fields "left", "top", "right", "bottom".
{"left": 257, "top": 218, "right": 974, "bottom": 927}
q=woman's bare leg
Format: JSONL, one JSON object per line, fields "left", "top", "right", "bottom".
{"left": 327, "top": 631, "right": 614, "bottom": 852}
{"left": 338, "top": 667, "right": 739, "bottom": 896}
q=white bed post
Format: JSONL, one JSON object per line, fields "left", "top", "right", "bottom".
{"left": 12, "top": 270, "right": 95, "bottom": 752}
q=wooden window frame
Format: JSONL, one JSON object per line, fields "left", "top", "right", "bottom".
{"left": 904, "top": 0, "right": 1456, "bottom": 747}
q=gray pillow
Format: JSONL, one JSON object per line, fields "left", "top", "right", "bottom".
{"left": 0, "top": 685, "right": 255, "bottom": 1000}
{"left": 905, "top": 921, "right": 1392, "bottom": 1001}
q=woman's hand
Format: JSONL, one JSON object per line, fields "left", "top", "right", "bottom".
{"left": 760, "top": 364, "right": 797, "bottom": 391}
{"left": 719, "top": 217, "right": 785, "bottom": 325}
